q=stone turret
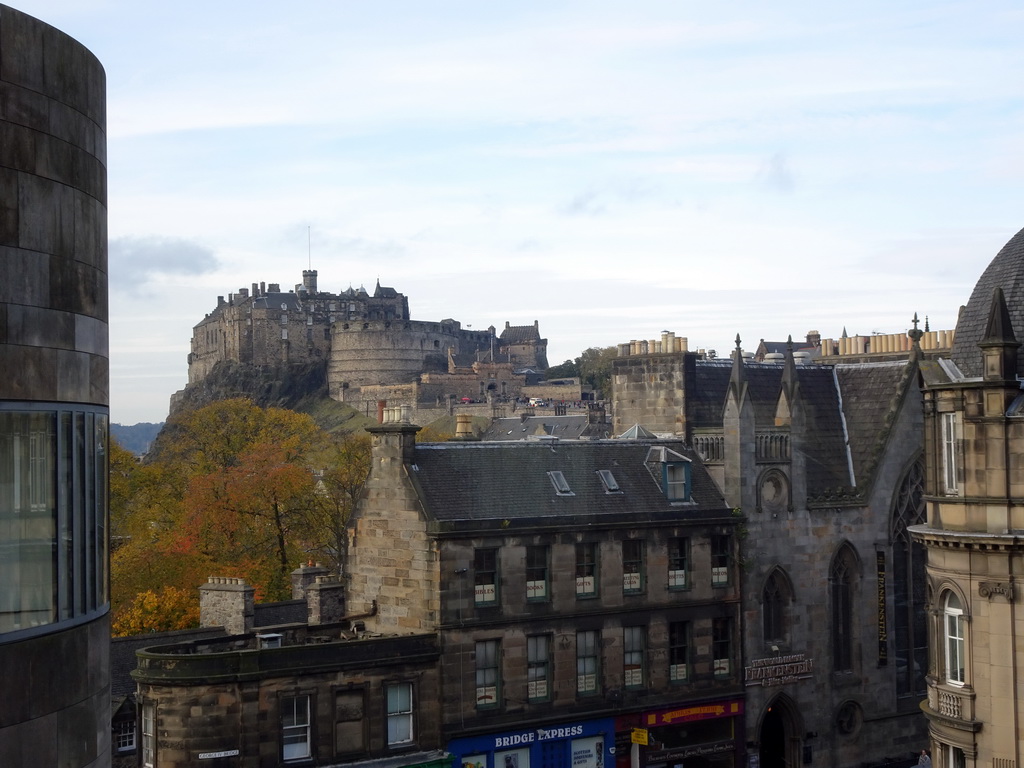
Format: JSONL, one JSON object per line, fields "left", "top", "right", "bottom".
{"left": 979, "top": 286, "right": 1019, "bottom": 383}
{"left": 723, "top": 335, "right": 756, "bottom": 510}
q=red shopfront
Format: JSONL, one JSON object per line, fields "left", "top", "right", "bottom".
{"left": 616, "top": 699, "right": 744, "bottom": 768}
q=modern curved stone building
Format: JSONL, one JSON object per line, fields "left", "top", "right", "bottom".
{"left": 0, "top": 5, "right": 110, "bottom": 767}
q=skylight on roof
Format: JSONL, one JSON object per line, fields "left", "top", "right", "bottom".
{"left": 547, "top": 471, "right": 574, "bottom": 496}
{"left": 597, "top": 469, "right": 621, "bottom": 493}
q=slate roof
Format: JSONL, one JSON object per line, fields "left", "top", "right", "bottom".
{"left": 688, "top": 359, "right": 868, "bottom": 497}
{"left": 480, "top": 415, "right": 610, "bottom": 441}
{"left": 690, "top": 361, "right": 785, "bottom": 427}
{"left": 255, "top": 599, "right": 307, "bottom": 627}
{"left": 951, "top": 224, "right": 1024, "bottom": 377}
{"left": 835, "top": 361, "right": 914, "bottom": 490}
{"left": 252, "top": 292, "right": 305, "bottom": 312}
{"left": 500, "top": 324, "right": 542, "bottom": 344}
{"left": 409, "top": 440, "right": 727, "bottom": 526}
{"left": 792, "top": 364, "right": 849, "bottom": 496}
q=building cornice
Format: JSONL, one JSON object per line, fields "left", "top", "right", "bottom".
{"left": 908, "top": 524, "right": 1024, "bottom": 552}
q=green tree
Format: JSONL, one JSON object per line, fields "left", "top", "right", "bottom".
{"left": 576, "top": 346, "right": 617, "bottom": 398}
{"left": 545, "top": 359, "right": 580, "bottom": 379}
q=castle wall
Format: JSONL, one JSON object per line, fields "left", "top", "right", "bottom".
{"left": 328, "top": 320, "right": 492, "bottom": 391}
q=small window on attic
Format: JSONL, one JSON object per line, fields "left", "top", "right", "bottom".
{"left": 597, "top": 469, "right": 621, "bottom": 493}
{"left": 547, "top": 471, "right": 574, "bottom": 496}
{"left": 645, "top": 446, "right": 692, "bottom": 502}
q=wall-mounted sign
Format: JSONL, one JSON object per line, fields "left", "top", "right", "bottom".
{"left": 877, "top": 551, "right": 888, "bottom": 664}
{"left": 644, "top": 699, "right": 743, "bottom": 727}
{"left": 744, "top": 654, "right": 813, "bottom": 687}
{"left": 198, "top": 750, "right": 240, "bottom": 759}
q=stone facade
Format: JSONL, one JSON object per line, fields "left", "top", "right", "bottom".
{"left": 133, "top": 629, "right": 444, "bottom": 768}
{"left": 0, "top": 6, "right": 110, "bottom": 768}
{"left": 913, "top": 242, "right": 1024, "bottom": 768}
{"left": 347, "top": 414, "right": 746, "bottom": 768}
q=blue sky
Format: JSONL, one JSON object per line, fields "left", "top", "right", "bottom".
{"left": 16, "top": 1, "right": 1024, "bottom": 423}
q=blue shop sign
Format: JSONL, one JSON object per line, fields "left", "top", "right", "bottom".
{"left": 450, "top": 718, "right": 614, "bottom": 768}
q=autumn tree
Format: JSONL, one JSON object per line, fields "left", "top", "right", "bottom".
{"left": 304, "top": 433, "right": 371, "bottom": 573}
{"left": 110, "top": 399, "right": 372, "bottom": 633}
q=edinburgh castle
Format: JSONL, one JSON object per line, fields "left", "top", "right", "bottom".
{"left": 181, "top": 270, "right": 550, "bottom": 413}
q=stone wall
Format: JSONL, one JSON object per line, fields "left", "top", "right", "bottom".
{"left": 611, "top": 352, "right": 695, "bottom": 436}
{"left": 0, "top": 6, "right": 110, "bottom": 767}
{"left": 346, "top": 421, "right": 440, "bottom": 633}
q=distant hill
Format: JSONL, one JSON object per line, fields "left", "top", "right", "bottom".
{"left": 111, "top": 422, "right": 164, "bottom": 456}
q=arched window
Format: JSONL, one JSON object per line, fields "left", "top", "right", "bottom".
{"left": 943, "top": 591, "right": 965, "bottom": 685}
{"left": 762, "top": 568, "right": 793, "bottom": 646}
{"left": 891, "top": 459, "right": 927, "bottom": 697}
{"left": 831, "top": 544, "right": 859, "bottom": 672}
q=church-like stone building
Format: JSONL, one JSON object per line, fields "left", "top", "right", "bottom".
{"left": 611, "top": 332, "right": 932, "bottom": 768}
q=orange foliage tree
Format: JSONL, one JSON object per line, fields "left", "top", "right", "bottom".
{"left": 110, "top": 399, "right": 371, "bottom": 634}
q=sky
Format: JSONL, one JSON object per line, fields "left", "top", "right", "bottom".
{"left": 15, "top": 1, "right": 1024, "bottom": 424}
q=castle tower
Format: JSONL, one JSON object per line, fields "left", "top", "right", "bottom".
{"left": 302, "top": 269, "right": 318, "bottom": 294}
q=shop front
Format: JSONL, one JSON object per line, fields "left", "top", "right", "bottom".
{"left": 449, "top": 717, "right": 615, "bottom": 768}
{"left": 616, "top": 699, "right": 744, "bottom": 768}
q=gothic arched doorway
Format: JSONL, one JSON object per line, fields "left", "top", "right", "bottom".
{"left": 758, "top": 696, "right": 801, "bottom": 768}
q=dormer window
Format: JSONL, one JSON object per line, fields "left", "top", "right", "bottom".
{"left": 548, "top": 471, "right": 574, "bottom": 496}
{"left": 645, "top": 446, "right": 692, "bottom": 501}
{"left": 596, "top": 469, "right": 621, "bottom": 493}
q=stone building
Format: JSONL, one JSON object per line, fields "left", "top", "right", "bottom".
{"left": 0, "top": 6, "right": 110, "bottom": 767}
{"left": 911, "top": 225, "right": 1024, "bottom": 768}
{"left": 120, "top": 568, "right": 448, "bottom": 768}
{"left": 347, "top": 411, "right": 745, "bottom": 768}
{"left": 185, "top": 274, "right": 549, "bottom": 408}
{"left": 611, "top": 335, "right": 930, "bottom": 767}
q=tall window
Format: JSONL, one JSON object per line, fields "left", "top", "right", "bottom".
{"left": 711, "top": 535, "right": 731, "bottom": 587}
{"left": 623, "top": 626, "right": 645, "bottom": 689}
{"left": 527, "top": 635, "right": 551, "bottom": 702}
{"left": 668, "top": 537, "right": 690, "bottom": 589}
{"left": 665, "top": 462, "right": 690, "bottom": 500}
{"left": 763, "top": 571, "right": 788, "bottom": 645}
{"left": 713, "top": 618, "right": 732, "bottom": 677}
{"left": 577, "top": 630, "right": 600, "bottom": 695}
{"left": 386, "top": 683, "right": 413, "bottom": 746}
{"left": 474, "top": 549, "right": 498, "bottom": 606}
{"left": 669, "top": 621, "right": 690, "bottom": 682}
{"left": 946, "top": 745, "right": 966, "bottom": 768}
{"left": 576, "top": 543, "right": 598, "bottom": 597}
{"left": 942, "top": 413, "right": 959, "bottom": 495}
{"left": 141, "top": 702, "right": 155, "bottom": 768}
{"left": 622, "top": 540, "right": 644, "bottom": 593}
{"left": 944, "top": 592, "right": 965, "bottom": 685}
{"left": 526, "top": 546, "right": 549, "bottom": 601}
{"left": 476, "top": 640, "right": 501, "bottom": 708}
{"left": 0, "top": 407, "right": 108, "bottom": 635}
{"left": 281, "top": 695, "right": 312, "bottom": 762}
{"left": 831, "top": 545, "right": 858, "bottom": 672}
{"left": 892, "top": 460, "right": 927, "bottom": 697}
